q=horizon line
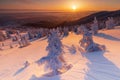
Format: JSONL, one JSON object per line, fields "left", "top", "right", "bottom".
{"left": 0, "top": 9, "right": 119, "bottom": 12}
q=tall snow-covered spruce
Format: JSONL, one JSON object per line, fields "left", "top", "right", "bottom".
{"left": 37, "top": 29, "right": 66, "bottom": 75}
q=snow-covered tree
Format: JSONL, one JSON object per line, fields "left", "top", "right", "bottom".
{"left": 91, "top": 17, "right": 99, "bottom": 35}
{"left": 56, "top": 27, "right": 63, "bottom": 38}
{"left": 79, "top": 28, "right": 105, "bottom": 53}
{"left": 16, "top": 31, "right": 30, "bottom": 48}
{"left": 37, "top": 29, "right": 66, "bottom": 75}
{"left": 106, "top": 17, "right": 115, "bottom": 29}
{"left": 21, "top": 35, "right": 30, "bottom": 47}
{"left": 99, "top": 21, "right": 106, "bottom": 29}
{"left": 79, "top": 25, "right": 89, "bottom": 48}
{"left": 80, "top": 25, "right": 88, "bottom": 34}
{"left": 63, "top": 27, "right": 69, "bottom": 37}
{"left": 73, "top": 25, "right": 81, "bottom": 35}
{"left": 28, "top": 31, "right": 34, "bottom": 40}
{"left": 0, "top": 31, "right": 6, "bottom": 50}
{"left": 73, "top": 25, "right": 78, "bottom": 34}
{"left": 76, "top": 26, "right": 81, "bottom": 34}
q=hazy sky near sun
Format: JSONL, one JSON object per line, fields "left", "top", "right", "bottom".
{"left": 0, "top": 0, "right": 120, "bottom": 11}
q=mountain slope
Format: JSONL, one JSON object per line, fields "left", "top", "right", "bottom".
{"left": 0, "top": 26, "right": 120, "bottom": 80}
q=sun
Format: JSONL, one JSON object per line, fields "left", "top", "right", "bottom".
{"left": 72, "top": 5, "right": 77, "bottom": 10}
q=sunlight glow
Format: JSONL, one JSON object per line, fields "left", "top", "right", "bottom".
{"left": 72, "top": 5, "right": 77, "bottom": 10}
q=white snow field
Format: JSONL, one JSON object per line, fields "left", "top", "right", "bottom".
{"left": 0, "top": 26, "right": 120, "bottom": 80}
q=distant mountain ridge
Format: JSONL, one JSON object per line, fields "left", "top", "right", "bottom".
{"left": 59, "top": 10, "right": 120, "bottom": 26}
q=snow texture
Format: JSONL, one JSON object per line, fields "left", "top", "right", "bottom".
{"left": 0, "top": 26, "right": 120, "bottom": 80}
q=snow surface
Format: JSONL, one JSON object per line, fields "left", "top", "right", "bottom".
{"left": 0, "top": 26, "right": 120, "bottom": 80}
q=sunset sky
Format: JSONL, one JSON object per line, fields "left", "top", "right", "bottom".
{"left": 0, "top": 0, "right": 120, "bottom": 11}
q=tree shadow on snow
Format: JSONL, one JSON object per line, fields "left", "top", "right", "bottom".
{"left": 84, "top": 51, "right": 120, "bottom": 80}
{"left": 13, "top": 65, "right": 28, "bottom": 76}
{"left": 29, "top": 75, "right": 61, "bottom": 80}
{"left": 95, "top": 33, "right": 120, "bottom": 41}
{"left": 38, "top": 36, "right": 48, "bottom": 41}
{"left": 63, "top": 45, "right": 77, "bottom": 54}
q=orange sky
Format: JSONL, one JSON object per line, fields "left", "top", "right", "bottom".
{"left": 0, "top": 0, "right": 120, "bottom": 12}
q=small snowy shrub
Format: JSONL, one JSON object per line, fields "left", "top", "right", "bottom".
{"left": 106, "top": 17, "right": 115, "bottom": 29}
{"left": 79, "top": 27, "right": 105, "bottom": 53}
